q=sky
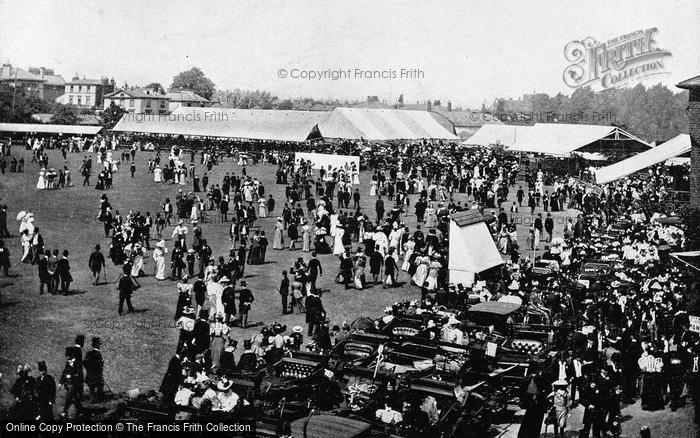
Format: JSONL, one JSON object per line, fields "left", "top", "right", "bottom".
{"left": 0, "top": 0, "right": 698, "bottom": 108}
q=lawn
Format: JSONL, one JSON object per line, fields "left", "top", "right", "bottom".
{"left": 0, "top": 146, "right": 424, "bottom": 408}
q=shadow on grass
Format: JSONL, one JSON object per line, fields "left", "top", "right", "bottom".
{"left": 64, "top": 289, "right": 89, "bottom": 296}
{"left": 0, "top": 301, "right": 21, "bottom": 308}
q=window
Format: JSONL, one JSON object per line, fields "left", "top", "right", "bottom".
{"left": 77, "top": 97, "right": 82, "bottom": 106}
{"left": 69, "top": 96, "right": 73, "bottom": 104}
{"left": 146, "top": 100, "right": 151, "bottom": 107}
{"left": 160, "top": 100, "right": 165, "bottom": 107}
{"left": 70, "top": 85, "right": 74, "bottom": 92}
{"left": 129, "top": 99, "right": 135, "bottom": 107}
{"left": 86, "top": 96, "right": 91, "bottom": 106}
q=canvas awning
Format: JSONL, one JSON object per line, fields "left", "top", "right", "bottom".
{"left": 594, "top": 134, "right": 691, "bottom": 184}
{"left": 0, "top": 123, "right": 103, "bottom": 135}
{"left": 111, "top": 107, "right": 328, "bottom": 142}
{"left": 317, "top": 107, "right": 458, "bottom": 140}
{"left": 507, "top": 123, "right": 651, "bottom": 156}
{"left": 463, "top": 124, "right": 530, "bottom": 147}
{"left": 448, "top": 211, "right": 503, "bottom": 285}
{"left": 467, "top": 301, "right": 521, "bottom": 316}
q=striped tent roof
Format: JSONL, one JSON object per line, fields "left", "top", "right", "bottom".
{"left": 317, "top": 107, "right": 458, "bottom": 140}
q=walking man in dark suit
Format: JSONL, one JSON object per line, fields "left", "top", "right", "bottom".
{"left": 89, "top": 244, "right": 106, "bottom": 285}
{"left": 83, "top": 337, "right": 104, "bottom": 402}
{"left": 35, "top": 360, "right": 56, "bottom": 422}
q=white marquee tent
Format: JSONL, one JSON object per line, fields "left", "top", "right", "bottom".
{"left": 507, "top": 123, "right": 651, "bottom": 156}
{"left": 448, "top": 210, "right": 503, "bottom": 286}
{"left": 463, "top": 124, "right": 530, "bottom": 148}
{"left": 317, "top": 107, "right": 458, "bottom": 140}
{"left": 594, "top": 134, "right": 691, "bottom": 184}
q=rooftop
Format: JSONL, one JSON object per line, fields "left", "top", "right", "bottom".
{"left": 677, "top": 75, "right": 700, "bottom": 90}
{"left": 105, "top": 88, "right": 169, "bottom": 99}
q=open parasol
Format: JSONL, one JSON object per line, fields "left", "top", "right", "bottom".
{"left": 16, "top": 211, "right": 27, "bottom": 221}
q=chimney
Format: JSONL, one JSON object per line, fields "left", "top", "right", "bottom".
{"left": 678, "top": 75, "right": 700, "bottom": 208}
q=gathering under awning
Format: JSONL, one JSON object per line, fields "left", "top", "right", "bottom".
{"left": 507, "top": 123, "right": 651, "bottom": 156}
{"left": 594, "top": 134, "right": 691, "bottom": 184}
{"left": 0, "top": 123, "right": 103, "bottom": 136}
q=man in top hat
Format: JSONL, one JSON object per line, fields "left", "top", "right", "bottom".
{"left": 83, "top": 337, "right": 104, "bottom": 402}
{"left": 59, "top": 350, "right": 83, "bottom": 419}
{"left": 35, "top": 360, "right": 56, "bottom": 421}
{"left": 220, "top": 276, "right": 237, "bottom": 324}
{"left": 67, "top": 335, "right": 85, "bottom": 372}
{"left": 237, "top": 281, "right": 254, "bottom": 328}
{"left": 88, "top": 244, "right": 106, "bottom": 285}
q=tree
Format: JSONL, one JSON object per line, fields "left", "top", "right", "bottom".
{"left": 397, "top": 94, "right": 404, "bottom": 106}
{"left": 145, "top": 82, "right": 165, "bottom": 94}
{"left": 50, "top": 104, "right": 78, "bottom": 125}
{"left": 102, "top": 101, "right": 128, "bottom": 129}
{"left": 277, "top": 99, "right": 293, "bottom": 110}
{"left": 169, "top": 67, "right": 216, "bottom": 100}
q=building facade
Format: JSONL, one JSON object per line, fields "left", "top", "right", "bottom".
{"left": 0, "top": 63, "right": 65, "bottom": 101}
{"left": 165, "top": 90, "right": 211, "bottom": 112}
{"left": 103, "top": 87, "right": 170, "bottom": 114}
{"left": 56, "top": 76, "right": 115, "bottom": 109}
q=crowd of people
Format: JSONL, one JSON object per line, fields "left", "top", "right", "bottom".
{"left": 2, "top": 135, "right": 699, "bottom": 436}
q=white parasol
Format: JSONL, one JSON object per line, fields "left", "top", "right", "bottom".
{"left": 16, "top": 211, "right": 27, "bottom": 221}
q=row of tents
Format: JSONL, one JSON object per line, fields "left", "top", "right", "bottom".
{"left": 0, "top": 107, "right": 460, "bottom": 142}
{"left": 464, "top": 124, "right": 692, "bottom": 184}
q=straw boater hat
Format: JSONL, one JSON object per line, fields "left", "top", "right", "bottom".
{"left": 293, "top": 326, "right": 303, "bottom": 334}
{"left": 156, "top": 240, "right": 166, "bottom": 248}
{"left": 553, "top": 379, "right": 568, "bottom": 387}
{"left": 219, "top": 276, "right": 230, "bottom": 283}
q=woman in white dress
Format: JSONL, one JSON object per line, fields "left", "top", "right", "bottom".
{"left": 425, "top": 258, "right": 442, "bottom": 290}
{"left": 20, "top": 229, "right": 32, "bottom": 263}
{"left": 153, "top": 166, "right": 163, "bottom": 183}
{"left": 401, "top": 237, "right": 415, "bottom": 272}
{"left": 153, "top": 241, "right": 168, "bottom": 280}
{"left": 369, "top": 179, "right": 377, "bottom": 197}
{"left": 273, "top": 219, "right": 285, "bottom": 249}
{"left": 301, "top": 222, "right": 311, "bottom": 252}
{"left": 333, "top": 226, "right": 346, "bottom": 255}
{"left": 190, "top": 197, "right": 200, "bottom": 222}
{"left": 412, "top": 256, "right": 429, "bottom": 286}
{"left": 131, "top": 245, "right": 145, "bottom": 277}
{"left": 258, "top": 198, "right": 268, "bottom": 218}
{"left": 425, "top": 206, "right": 437, "bottom": 228}
{"left": 36, "top": 169, "right": 47, "bottom": 190}
{"left": 352, "top": 169, "right": 360, "bottom": 186}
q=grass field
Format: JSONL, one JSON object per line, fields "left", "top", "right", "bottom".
{"left": 0, "top": 147, "right": 428, "bottom": 407}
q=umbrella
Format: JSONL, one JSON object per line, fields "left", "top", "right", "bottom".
{"left": 551, "top": 237, "right": 565, "bottom": 246}
{"left": 16, "top": 211, "right": 27, "bottom": 221}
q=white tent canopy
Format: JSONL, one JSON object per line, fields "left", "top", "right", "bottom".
{"left": 594, "top": 134, "right": 691, "bottom": 184}
{"left": 463, "top": 124, "right": 530, "bottom": 148}
{"left": 0, "top": 123, "right": 102, "bottom": 135}
{"left": 111, "top": 107, "right": 327, "bottom": 142}
{"left": 317, "top": 107, "right": 458, "bottom": 140}
{"left": 507, "top": 123, "right": 651, "bottom": 156}
{"left": 448, "top": 210, "right": 503, "bottom": 286}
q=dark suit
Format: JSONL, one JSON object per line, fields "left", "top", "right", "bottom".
{"left": 83, "top": 349, "right": 104, "bottom": 400}
{"left": 159, "top": 355, "right": 183, "bottom": 402}
{"left": 56, "top": 257, "right": 72, "bottom": 294}
{"left": 193, "top": 319, "right": 210, "bottom": 354}
{"left": 305, "top": 295, "right": 325, "bottom": 336}
{"left": 60, "top": 361, "right": 83, "bottom": 416}
{"left": 35, "top": 373, "right": 56, "bottom": 421}
{"left": 279, "top": 277, "right": 290, "bottom": 314}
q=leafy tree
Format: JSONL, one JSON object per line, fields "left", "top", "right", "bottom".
{"left": 101, "top": 101, "right": 128, "bottom": 129}
{"left": 50, "top": 104, "right": 78, "bottom": 125}
{"left": 146, "top": 82, "right": 165, "bottom": 94}
{"left": 398, "top": 94, "right": 404, "bottom": 105}
{"left": 170, "top": 67, "right": 216, "bottom": 100}
{"left": 277, "top": 99, "right": 293, "bottom": 110}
